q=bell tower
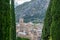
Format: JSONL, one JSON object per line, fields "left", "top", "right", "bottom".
{"left": 19, "top": 18, "right": 24, "bottom": 32}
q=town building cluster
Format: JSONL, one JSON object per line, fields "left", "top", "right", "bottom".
{"left": 16, "top": 18, "right": 43, "bottom": 40}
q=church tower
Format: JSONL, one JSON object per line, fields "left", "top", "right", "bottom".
{"left": 19, "top": 18, "right": 25, "bottom": 32}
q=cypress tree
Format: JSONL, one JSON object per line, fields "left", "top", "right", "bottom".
{"left": 42, "top": 0, "right": 53, "bottom": 40}
{"left": 11, "top": 0, "right": 16, "bottom": 40}
{"left": 42, "top": 0, "right": 60, "bottom": 40}
{"left": 0, "top": 0, "right": 16, "bottom": 40}
{"left": 50, "top": 0, "right": 60, "bottom": 40}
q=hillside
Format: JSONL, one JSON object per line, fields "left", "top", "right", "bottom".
{"left": 15, "top": 0, "right": 50, "bottom": 23}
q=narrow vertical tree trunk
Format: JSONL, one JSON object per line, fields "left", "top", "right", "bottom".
{"left": 0, "top": 0, "right": 16, "bottom": 40}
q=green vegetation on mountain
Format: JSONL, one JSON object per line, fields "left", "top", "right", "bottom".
{"left": 0, "top": 0, "right": 16, "bottom": 40}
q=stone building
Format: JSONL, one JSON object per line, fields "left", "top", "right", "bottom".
{"left": 16, "top": 18, "right": 43, "bottom": 40}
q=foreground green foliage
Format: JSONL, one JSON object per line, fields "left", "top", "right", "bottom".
{"left": 50, "top": 0, "right": 60, "bottom": 40}
{"left": 17, "top": 37, "right": 30, "bottom": 40}
{"left": 0, "top": 0, "right": 16, "bottom": 40}
{"left": 42, "top": 0, "right": 60, "bottom": 40}
{"left": 42, "top": 0, "right": 52, "bottom": 40}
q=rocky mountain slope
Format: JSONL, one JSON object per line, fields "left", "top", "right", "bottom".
{"left": 15, "top": 0, "right": 50, "bottom": 23}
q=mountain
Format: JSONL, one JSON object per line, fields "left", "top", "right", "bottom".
{"left": 15, "top": 0, "right": 50, "bottom": 23}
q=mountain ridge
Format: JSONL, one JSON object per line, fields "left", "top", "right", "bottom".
{"left": 15, "top": 0, "right": 50, "bottom": 23}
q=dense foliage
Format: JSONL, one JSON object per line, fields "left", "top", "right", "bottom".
{"left": 42, "top": 0, "right": 60, "bottom": 40}
{"left": 42, "top": 0, "right": 52, "bottom": 40}
{"left": 50, "top": 0, "right": 60, "bottom": 40}
{"left": 0, "top": 0, "right": 16, "bottom": 40}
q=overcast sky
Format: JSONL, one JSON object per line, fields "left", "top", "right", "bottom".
{"left": 14, "top": 0, "right": 50, "bottom": 8}
{"left": 14, "top": 0, "right": 31, "bottom": 7}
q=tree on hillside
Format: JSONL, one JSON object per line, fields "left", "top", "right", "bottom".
{"left": 0, "top": 0, "right": 16, "bottom": 40}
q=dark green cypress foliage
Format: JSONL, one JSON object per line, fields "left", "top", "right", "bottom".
{"left": 11, "top": 0, "right": 16, "bottom": 40}
{"left": 42, "top": 0, "right": 60, "bottom": 40}
{"left": 0, "top": 0, "right": 16, "bottom": 40}
{"left": 50, "top": 0, "right": 60, "bottom": 40}
{"left": 42, "top": 0, "right": 53, "bottom": 40}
